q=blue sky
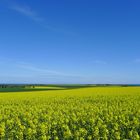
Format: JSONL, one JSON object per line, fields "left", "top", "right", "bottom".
{"left": 0, "top": 0, "right": 140, "bottom": 84}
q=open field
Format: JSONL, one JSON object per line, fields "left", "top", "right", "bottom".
{"left": 0, "top": 87, "right": 140, "bottom": 139}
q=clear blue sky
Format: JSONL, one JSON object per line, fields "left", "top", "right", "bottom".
{"left": 0, "top": 0, "right": 140, "bottom": 84}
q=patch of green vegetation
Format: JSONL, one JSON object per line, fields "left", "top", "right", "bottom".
{"left": 0, "top": 86, "right": 65, "bottom": 92}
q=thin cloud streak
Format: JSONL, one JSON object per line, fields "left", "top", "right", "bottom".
{"left": 10, "top": 4, "right": 43, "bottom": 22}
{"left": 134, "top": 59, "right": 140, "bottom": 63}
{"left": 17, "top": 63, "right": 85, "bottom": 78}
{"left": 93, "top": 60, "right": 107, "bottom": 65}
{"left": 1, "top": 0, "right": 51, "bottom": 30}
{"left": 3, "top": 0, "right": 77, "bottom": 35}
{"left": 19, "top": 64, "right": 65, "bottom": 76}
{"left": 0, "top": 0, "right": 43, "bottom": 22}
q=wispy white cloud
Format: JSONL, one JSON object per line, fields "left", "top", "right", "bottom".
{"left": 18, "top": 63, "right": 64, "bottom": 76}
{"left": 0, "top": 0, "right": 42, "bottom": 22}
{"left": 10, "top": 4, "right": 43, "bottom": 22}
{"left": 17, "top": 62, "right": 84, "bottom": 78}
{"left": 93, "top": 60, "right": 107, "bottom": 65}
{"left": 0, "top": 56, "right": 13, "bottom": 65}
{"left": 2, "top": 0, "right": 77, "bottom": 35}
{"left": 134, "top": 59, "right": 140, "bottom": 63}
{"left": 1, "top": 0, "right": 51, "bottom": 30}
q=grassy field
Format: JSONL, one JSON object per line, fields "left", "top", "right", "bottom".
{"left": 0, "top": 87, "right": 140, "bottom": 139}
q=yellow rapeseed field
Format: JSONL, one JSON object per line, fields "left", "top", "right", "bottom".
{"left": 0, "top": 87, "right": 140, "bottom": 140}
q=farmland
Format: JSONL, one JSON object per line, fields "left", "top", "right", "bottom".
{"left": 0, "top": 86, "right": 140, "bottom": 139}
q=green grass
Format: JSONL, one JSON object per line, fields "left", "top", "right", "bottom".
{"left": 0, "top": 86, "right": 65, "bottom": 92}
{"left": 0, "top": 87, "right": 140, "bottom": 139}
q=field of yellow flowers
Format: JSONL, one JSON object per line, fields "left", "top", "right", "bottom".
{"left": 0, "top": 87, "right": 140, "bottom": 140}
